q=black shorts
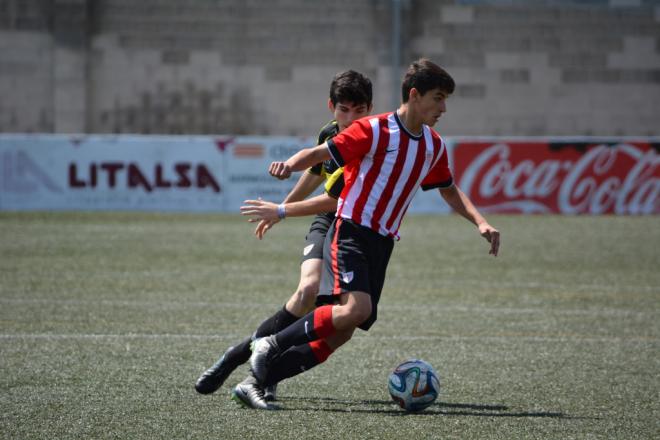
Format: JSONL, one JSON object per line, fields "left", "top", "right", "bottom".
{"left": 301, "top": 212, "right": 336, "bottom": 263}
{"left": 317, "top": 218, "right": 394, "bottom": 331}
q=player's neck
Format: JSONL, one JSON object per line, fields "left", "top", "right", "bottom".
{"left": 395, "top": 105, "right": 423, "bottom": 137}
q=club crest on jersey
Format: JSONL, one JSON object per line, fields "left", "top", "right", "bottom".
{"left": 341, "top": 271, "right": 354, "bottom": 284}
{"left": 303, "top": 244, "right": 314, "bottom": 256}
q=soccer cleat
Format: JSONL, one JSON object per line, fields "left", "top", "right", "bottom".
{"left": 231, "top": 376, "right": 274, "bottom": 410}
{"left": 195, "top": 347, "right": 237, "bottom": 395}
{"left": 249, "top": 336, "right": 280, "bottom": 384}
{"left": 264, "top": 383, "right": 278, "bottom": 402}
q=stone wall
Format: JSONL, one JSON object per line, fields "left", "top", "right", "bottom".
{"left": 1, "top": 0, "right": 659, "bottom": 136}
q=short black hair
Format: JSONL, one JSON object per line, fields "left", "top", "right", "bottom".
{"left": 329, "top": 70, "right": 373, "bottom": 107}
{"left": 401, "top": 58, "right": 455, "bottom": 103}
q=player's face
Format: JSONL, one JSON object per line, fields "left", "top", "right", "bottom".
{"left": 329, "top": 100, "right": 372, "bottom": 131}
{"left": 414, "top": 88, "right": 448, "bottom": 127}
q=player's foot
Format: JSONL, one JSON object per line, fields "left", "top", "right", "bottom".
{"left": 264, "top": 383, "right": 277, "bottom": 402}
{"left": 195, "top": 347, "right": 236, "bottom": 394}
{"left": 249, "top": 335, "right": 280, "bottom": 384}
{"left": 231, "top": 376, "right": 275, "bottom": 410}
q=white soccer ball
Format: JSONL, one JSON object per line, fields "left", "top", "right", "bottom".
{"left": 388, "top": 359, "right": 440, "bottom": 412}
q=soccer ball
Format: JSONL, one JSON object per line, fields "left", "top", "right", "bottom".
{"left": 388, "top": 359, "right": 440, "bottom": 412}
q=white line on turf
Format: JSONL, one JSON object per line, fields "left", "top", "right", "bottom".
{"left": 0, "top": 297, "right": 655, "bottom": 317}
{"left": 0, "top": 333, "right": 657, "bottom": 343}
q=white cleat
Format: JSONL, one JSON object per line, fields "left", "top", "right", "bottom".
{"left": 231, "top": 376, "right": 275, "bottom": 410}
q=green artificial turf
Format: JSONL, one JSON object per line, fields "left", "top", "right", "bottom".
{"left": 1, "top": 212, "right": 658, "bottom": 439}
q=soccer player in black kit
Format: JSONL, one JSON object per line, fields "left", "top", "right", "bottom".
{"left": 194, "top": 70, "right": 373, "bottom": 404}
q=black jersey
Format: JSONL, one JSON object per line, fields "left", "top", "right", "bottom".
{"left": 308, "top": 120, "right": 345, "bottom": 199}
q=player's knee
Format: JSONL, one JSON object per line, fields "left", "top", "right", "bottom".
{"left": 339, "top": 298, "right": 372, "bottom": 328}
{"left": 352, "top": 304, "right": 372, "bottom": 326}
{"left": 286, "top": 278, "right": 319, "bottom": 316}
{"left": 299, "top": 279, "right": 319, "bottom": 305}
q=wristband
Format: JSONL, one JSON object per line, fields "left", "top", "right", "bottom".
{"left": 277, "top": 203, "right": 287, "bottom": 219}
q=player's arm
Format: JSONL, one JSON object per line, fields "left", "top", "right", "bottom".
{"left": 241, "top": 193, "right": 337, "bottom": 223}
{"left": 252, "top": 164, "right": 325, "bottom": 238}
{"left": 439, "top": 185, "right": 500, "bottom": 257}
{"left": 270, "top": 143, "right": 332, "bottom": 180}
{"left": 282, "top": 170, "right": 325, "bottom": 203}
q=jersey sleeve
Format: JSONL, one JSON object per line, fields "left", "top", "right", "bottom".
{"left": 323, "top": 167, "right": 345, "bottom": 199}
{"left": 309, "top": 122, "right": 337, "bottom": 176}
{"left": 326, "top": 118, "right": 372, "bottom": 167}
{"left": 421, "top": 144, "right": 454, "bottom": 190}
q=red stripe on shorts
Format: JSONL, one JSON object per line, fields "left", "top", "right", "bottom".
{"left": 331, "top": 217, "right": 342, "bottom": 294}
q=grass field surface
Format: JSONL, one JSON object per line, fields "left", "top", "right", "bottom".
{"left": 1, "top": 212, "right": 658, "bottom": 439}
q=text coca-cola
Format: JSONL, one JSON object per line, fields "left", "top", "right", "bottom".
{"left": 452, "top": 141, "right": 660, "bottom": 215}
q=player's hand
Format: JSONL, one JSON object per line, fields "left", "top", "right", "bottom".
{"left": 255, "top": 218, "right": 278, "bottom": 240}
{"left": 269, "top": 161, "right": 292, "bottom": 180}
{"left": 240, "top": 199, "right": 280, "bottom": 223}
{"left": 478, "top": 222, "right": 500, "bottom": 257}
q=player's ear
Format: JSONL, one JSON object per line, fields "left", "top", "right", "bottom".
{"left": 367, "top": 104, "right": 374, "bottom": 113}
{"left": 409, "top": 88, "right": 420, "bottom": 102}
{"left": 328, "top": 99, "right": 335, "bottom": 112}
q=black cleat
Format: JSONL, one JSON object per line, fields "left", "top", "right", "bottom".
{"left": 195, "top": 347, "right": 236, "bottom": 394}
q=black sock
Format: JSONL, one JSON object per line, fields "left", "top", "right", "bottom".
{"left": 255, "top": 306, "right": 299, "bottom": 338}
{"left": 263, "top": 344, "right": 321, "bottom": 387}
{"left": 222, "top": 337, "right": 252, "bottom": 367}
{"left": 222, "top": 306, "right": 298, "bottom": 368}
{"left": 274, "top": 305, "right": 335, "bottom": 352}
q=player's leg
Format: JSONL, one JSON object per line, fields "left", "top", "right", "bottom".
{"left": 261, "top": 257, "right": 321, "bottom": 400}
{"left": 195, "top": 216, "right": 328, "bottom": 395}
{"left": 249, "top": 218, "right": 376, "bottom": 383}
{"left": 261, "top": 215, "right": 329, "bottom": 400}
{"left": 231, "top": 325, "right": 355, "bottom": 409}
{"left": 284, "top": 212, "right": 333, "bottom": 316}
{"left": 259, "top": 289, "right": 361, "bottom": 388}
{"left": 285, "top": 258, "right": 322, "bottom": 316}
{"left": 195, "top": 307, "right": 301, "bottom": 395}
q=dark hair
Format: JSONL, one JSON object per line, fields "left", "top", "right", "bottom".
{"left": 329, "top": 70, "right": 373, "bottom": 107}
{"left": 401, "top": 58, "right": 455, "bottom": 103}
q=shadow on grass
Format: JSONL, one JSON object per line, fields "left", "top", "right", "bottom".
{"left": 277, "top": 396, "right": 575, "bottom": 419}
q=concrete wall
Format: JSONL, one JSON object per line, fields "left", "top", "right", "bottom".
{"left": 1, "top": 0, "right": 659, "bottom": 136}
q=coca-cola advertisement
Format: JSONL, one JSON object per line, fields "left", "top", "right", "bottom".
{"left": 452, "top": 140, "right": 660, "bottom": 215}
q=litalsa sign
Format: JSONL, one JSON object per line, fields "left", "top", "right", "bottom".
{"left": 67, "top": 162, "right": 221, "bottom": 193}
{"left": 453, "top": 140, "right": 660, "bottom": 215}
{"left": 0, "top": 135, "right": 226, "bottom": 211}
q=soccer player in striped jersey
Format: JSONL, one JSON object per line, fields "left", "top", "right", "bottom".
{"left": 237, "top": 58, "right": 500, "bottom": 410}
{"left": 194, "top": 70, "right": 373, "bottom": 405}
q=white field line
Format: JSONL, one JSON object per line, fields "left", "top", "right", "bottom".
{"left": 2, "top": 276, "right": 658, "bottom": 293}
{"left": 0, "top": 333, "right": 658, "bottom": 343}
{"left": 0, "top": 297, "right": 656, "bottom": 318}
{"left": 425, "top": 279, "right": 660, "bottom": 293}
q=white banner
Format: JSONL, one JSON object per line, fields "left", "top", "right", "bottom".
{"left": 223, "top": 136, "right": 311, "bottom": 210}
{"left": 0, "top": 134, "right": 454, "bottom": 214}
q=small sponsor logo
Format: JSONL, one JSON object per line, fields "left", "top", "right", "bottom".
{"left": 303, "top": 244, "right": 314, "bottom": 256}
{"left": 233, "top": 143, "right": 264, "bottom": 158}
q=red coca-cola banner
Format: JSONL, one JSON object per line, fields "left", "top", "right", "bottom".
{"left": 452, "top": 140, "right": 660, "bottom": 214}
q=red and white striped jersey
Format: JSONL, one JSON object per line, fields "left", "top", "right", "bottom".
{"left": 327, "top": 111, "right": 453, "bottom": 239}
